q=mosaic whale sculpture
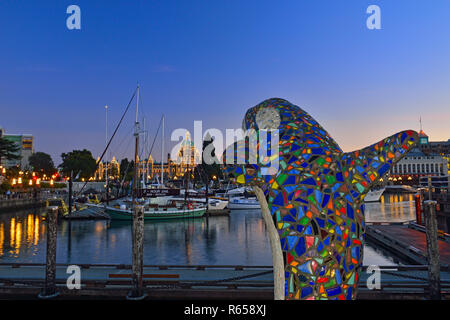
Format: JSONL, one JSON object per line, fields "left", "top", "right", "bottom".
{"left": 222, "top": 98, "right": 418, "bottom": 300}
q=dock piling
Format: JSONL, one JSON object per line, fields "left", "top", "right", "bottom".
{"left": 38, "top": 206, "right": 59, "bottom": 299}
{"left": 127, "top": 205, "right": 146, "bottom": 300}
{"left": 424, "top": 200, "right": 441, "bottom": 300}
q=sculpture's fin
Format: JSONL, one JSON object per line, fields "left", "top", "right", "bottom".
{"left": 340, "top": 130, "right": 419, "bottom": 199}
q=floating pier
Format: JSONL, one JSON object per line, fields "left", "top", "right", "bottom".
{"left": 0, "top": 263, "right": 449, "bottom": 300}
{"left": 0, "top": 198, "right": 45, "bottom": 213}
{"left": 62, "top": 206, "right": 110, "bottom": 220}
{"left": 366, "top": 222, "right": 450, "bottom": 266}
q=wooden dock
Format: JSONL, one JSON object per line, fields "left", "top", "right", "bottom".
{"left": 0, "top": 198, "right": 45, "bottom": 213}
{"left": 366, "top": 222, "right": 450, "bottom": 266}
{"left": 0, "top": 263, "right": 449, "bottom": 300}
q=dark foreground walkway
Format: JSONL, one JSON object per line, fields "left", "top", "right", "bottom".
{"left": 0, "top": 264, "right": 449, "bottom": 300}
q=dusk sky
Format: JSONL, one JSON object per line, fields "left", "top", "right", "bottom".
{"left": 1, "top": 0, "right": 450, "bottom": 165}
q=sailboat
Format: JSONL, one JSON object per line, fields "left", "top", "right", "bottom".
{"left": 105, "top": 85, "right": 206, "bottom": 221}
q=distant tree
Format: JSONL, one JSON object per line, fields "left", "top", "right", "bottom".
{"left": 199, "top": 134, "right": 223, "bottom": 183}
{"left": 0, "top": 181, "right": 11, "bottom": 193}
{"left": 29, "top": 152, "right": 56, "bottom": 176}
{"left": 109, "top": 164, "right": 119, "bottom": 178}
{"left": 119, "top": 158, "right": 135, "bottom": 181}
{"left": 120, "top": 158, "right": 129, "bottom": 177}
{"left": 0, "top": 136, "right": 20, "bottom": 165}
{"left": 59, "top": 149, "right": 97, "bottom": 181}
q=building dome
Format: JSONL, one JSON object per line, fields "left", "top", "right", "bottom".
{"left": 418, "top": 130, "right": 428, "bottom": 137}
{"left": 175, "top": 132, "right": 201, "bottom": 165}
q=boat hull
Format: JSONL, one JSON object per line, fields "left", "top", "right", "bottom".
{"left": 105, "top": 206, "right": 206, "bottom": 220}
{"left": 228, "top": 201, "right": 261, "bottom": 210}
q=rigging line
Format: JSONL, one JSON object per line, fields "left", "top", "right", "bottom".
{"left": 116, "top": 128, "right": 135, "bottom": 156}
{"left": 148, "top": 115, "right": 163, "bottom": 158}
{"left": 74, "top": 87, "right": 138, "bottom": 197}
{"left": 116, "top": 131, "right": 134, "bottom": 160}
{"left": 109, "top": 127, "right": 134, "bottom": 161}
{"left": 118, "top": 114, "right": 163, "bottom": 194}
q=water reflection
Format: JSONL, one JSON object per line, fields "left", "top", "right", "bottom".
{"left": 0, "top": 211, "right": 44, "bottom": 259}
{"left": 365, "top": 193, "right": 415, "bottom": 223}
{"left": 0, "top": 195, "right": 415, "bottom": 266}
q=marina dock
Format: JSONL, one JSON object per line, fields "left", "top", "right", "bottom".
{"left": 0, "top": 263, "right": 449, "bottom": 300}
{"left": 366, "top": 222, "right": 450, "bottom": 266}
{"left": 0, "top": 198, "right": 45, "bottom": 213}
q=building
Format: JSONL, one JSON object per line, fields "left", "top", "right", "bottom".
{"left": 417, "top": 129, "right": 450, "bottom": 176}
{"left": 389, "top": 147, "right": 448, "bottom": 185}
{"left": 140, "top": 132, "right": 202, "bottom": 182}
{"left": 0, "top": 127, "right": 34, "bottom": 169}
{"left": 93, "top": 156, "right": 120, "bottom": 180}
{"left": 420, "top": 138, "right": 450, "bottom": 157}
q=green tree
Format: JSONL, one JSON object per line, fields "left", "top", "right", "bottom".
{"left": 0, "top": 136, "right": 20, "bottom": 165}
{"left": 0, "top": 181, "right": 11, "bottom": 193}
{"left": 119, "top": 158, "right": 135, "bottom": 181}
{"left": 29, "top": 152, "right": 56, "bottom": 176}
{"left": 59, "top": 149, "right": 97, "bottom": 181}
{"left": 199, "top": 134, "right": 222, "bottom": 183}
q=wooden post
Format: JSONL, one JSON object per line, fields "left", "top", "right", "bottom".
{"left": 253, "top": 186, "right": 285, "bottom": 300}
{"left": 205, "top": 177, "right": 209, "bottom": 217}
{"left": 427, "top": 176, "right": 432, "bottom": 201}
{"left": 424, "top": 200, "right": 441, "bottom": 300}
{"left": 127, "top": 205, "right": 146, "bottom": 300}
{"left": 68, "top": 177, "right": 73, "bottom": 215}
{"left": 38, "top": 206, "right": 59, "bottom": 299}
{"left": 414, "top": 194, "right": 422, "bottom": 225}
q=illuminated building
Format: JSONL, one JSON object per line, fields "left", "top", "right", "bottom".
{"left": 94, "top": 156, "right": 120, "bottom": 180}
{"left": 0, "top": 127, "right": 34, "bottom": 169}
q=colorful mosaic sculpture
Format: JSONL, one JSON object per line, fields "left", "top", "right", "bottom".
{"left": 223, "top": 98, "right": 419, "bottom": 300}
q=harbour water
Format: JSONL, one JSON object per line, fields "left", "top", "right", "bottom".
{"left": 0, "top": 194, "right": 416, "bottom": 267}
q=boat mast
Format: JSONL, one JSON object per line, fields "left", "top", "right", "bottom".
{"left": 132, "top": 85, "right": 140, "bottom": 205}
{"left": 105, "top": 105, "right": 108, "bottom": 204}
{"left": 161, "top": 114, "right": 164, "bottom": 186}
{"left": 143, "top": 116, "right": 146, "bottom": 188}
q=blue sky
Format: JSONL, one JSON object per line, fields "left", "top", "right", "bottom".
{"left": 1, "top": 0, "right": 449, "bottom": 165}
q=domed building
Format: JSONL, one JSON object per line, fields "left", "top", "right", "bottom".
{"left": 148, "top": 132, "right": 201, "bottom": 181}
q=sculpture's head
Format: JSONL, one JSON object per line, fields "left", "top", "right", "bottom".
{"left": 222, "top": 98, "right": 418, "bottom": 300}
